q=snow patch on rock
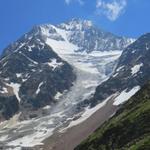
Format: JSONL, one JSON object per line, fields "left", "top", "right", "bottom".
{"left": 116, "top": 66, "right": 124, "bottom": 72}
{"left": 42, "top": 105, "right": 51, "bottom": 110}
{"left": 7, "top": 83, "right": 21, "bottom": 102}
{"left": 36, "top": 82, "right": 44, "bottom": 95}
{"left": 47, "top": 59, "right": 63, "bottom": 70}
{"left": 54, "top": 92, "right": 63, "bottom": 100}
{"left": 16, "top": 73, "right": 22, "bottom": 78}
{"left": 0, "top": 87, "right": 8, "bottom": 94}
{"left": 113, "top": 86, "right": 140, "bottom": 106}
{"left": 131, "top": 63, "right": 143, "bottom": 75}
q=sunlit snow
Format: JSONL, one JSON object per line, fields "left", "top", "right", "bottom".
{"left": 131, "top": 63, "right": 143, "bottom": 75}
{"left": 36, "top": 82, "right": 44, "bottom": 95}
{"left": 6, "top": 83, "right": 21, "bottom": 102}
{"left": 47, "top": 58, "right": 63, "bottom": 70}
{"left": 113, "top": 86, "right": 140, "bottom": 105}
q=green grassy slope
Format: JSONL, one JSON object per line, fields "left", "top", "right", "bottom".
{"left": 75, "top": 83, "right": 150, "bottom": 150}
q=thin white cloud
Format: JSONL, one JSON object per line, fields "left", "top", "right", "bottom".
{"left": 65, "top": 0, "right": 71, "bottom": 5}
{"left": 65, "top": 0, "right": 84, "bottom": 5}
{"left": 96, "top": 0, "right": 127, "bottom": 21}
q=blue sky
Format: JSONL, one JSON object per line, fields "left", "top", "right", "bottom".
{"left": 0, "top": 0, "right": 149, "bottom": 53}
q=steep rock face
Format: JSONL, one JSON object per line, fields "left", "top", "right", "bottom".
{"left": 0, "top": 31, "right": 76, "bottom": 120}
{"left": 92, "top": 33, "right": 150, "bottom": 106}
{"left": 0, "top": 95, "right": 19, "bottom": 121}
{"left": 75, "top": 82, "right": 150, "bottom": 150}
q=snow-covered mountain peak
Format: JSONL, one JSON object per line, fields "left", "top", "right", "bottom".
{"left": 28, "top": 19, "right": 134, "bottom": 54}
{"left": 28, "top": 24, "right": 64, "bottom": 42}
{"left": 0, "top": 19, "right": 141, "bottom": 149}
{"left": 2, "top": 18, "right": 135, "bottom": 59}
{"left": 58, "top": 18, "right": 93, "bottom": 31}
